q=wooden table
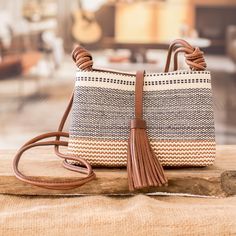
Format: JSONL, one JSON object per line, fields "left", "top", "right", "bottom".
{"left": 0, "top": 145, "right": 235, "bottom": 196}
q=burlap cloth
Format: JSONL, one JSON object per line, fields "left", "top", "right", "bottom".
{"left": 0, "top": 194, "right": 235, "bottom": 236}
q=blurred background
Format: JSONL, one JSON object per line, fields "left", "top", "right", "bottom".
{"left": 1, "top": 0, "right": 236, "bottom": 149}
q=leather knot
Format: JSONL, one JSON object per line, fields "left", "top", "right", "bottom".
{"left": 165, "top": 39, "right": 207, "bottom": 72}
{"left": 185, "top": 47, "right": 207, "bottom": 71}
{"left": 71, "top": 45, "right": 93, "bottom": 71}
{"left": 174, "top": 45, "right": 207, "bottom": 71}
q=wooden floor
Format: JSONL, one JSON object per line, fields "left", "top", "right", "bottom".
{"left": 1, "top": 145, "right": 235, "bottom": 196}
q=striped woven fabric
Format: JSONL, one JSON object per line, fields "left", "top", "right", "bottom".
{"left": 68, "top": 70, "right": 216, "bottom": 167}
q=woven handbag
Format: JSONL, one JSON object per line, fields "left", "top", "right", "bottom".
{"left": 13, "top": 39, "right": 216, "bottom": 191}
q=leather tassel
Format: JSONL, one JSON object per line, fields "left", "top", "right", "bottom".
{"left": 127, "top": 70, "right": 168, "bottom": 191}
{"left": 127, "top": 118, "right": 168, "bottom": 191}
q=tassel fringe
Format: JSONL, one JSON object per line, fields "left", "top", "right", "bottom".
{"left": 127, "top": 119, "right": 168, "bottom": 191}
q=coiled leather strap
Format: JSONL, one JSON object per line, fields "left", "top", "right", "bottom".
{"left": 13, "top": 45, "right": 96, "bottom": 189}
{"left": 13, "top": 132, "right": 95, "bottom": 190}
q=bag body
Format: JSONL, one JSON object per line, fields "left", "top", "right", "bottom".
{"left": 68, "top": 70, "right": 216, "bottom": 167}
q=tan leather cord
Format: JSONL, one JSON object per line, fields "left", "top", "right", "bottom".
{"left": 13, "top": 131, "right": 95, "bottom": 190}
{"left": 13, "top": 46, "right": 96, "bottom": 190}
{"left": 164, "top": 39, "right": 207, "bottom": 72}
{"left": 13, "top": 91, "right": 96, "bottom": 190}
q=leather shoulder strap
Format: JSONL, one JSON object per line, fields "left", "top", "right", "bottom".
{"left": 13, "top": 93, "right": 96, "bottom": 190}
{"left": 13, "top": 46, "right": 97, "bottom": 190}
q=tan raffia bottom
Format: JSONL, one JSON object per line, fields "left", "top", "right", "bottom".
{"left": 68, "top": 138, "right": 216, "bottom": 167}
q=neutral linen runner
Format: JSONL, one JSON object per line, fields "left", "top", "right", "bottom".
{"left": 0, "top": 195, "right": 235, "bottom": 236}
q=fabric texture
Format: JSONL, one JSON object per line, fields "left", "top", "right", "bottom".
{"left": 0, "top": 194, "right": 236, "bottom": 236}
{"left": 68, "top": 70, "right": 216, "bottom": 167}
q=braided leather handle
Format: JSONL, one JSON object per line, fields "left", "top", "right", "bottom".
{"left": 72, "top": 40, "right": 206, "bottom": 73}
{"left": 164, "top": 39, "right": 207, "bottom": 72}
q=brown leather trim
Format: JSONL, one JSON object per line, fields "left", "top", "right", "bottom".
{"left": 130, "top": 118, "right": 146, "bottom": 129}
{"left": 134, "top": 70, "right": 145, "bottom": 118}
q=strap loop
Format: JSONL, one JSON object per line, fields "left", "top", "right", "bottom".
{"left": 13, "top": 130, "right": 96, "bottom": 190}
{"left": 164, "top": 39, "right": 207, "bottom": 72}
